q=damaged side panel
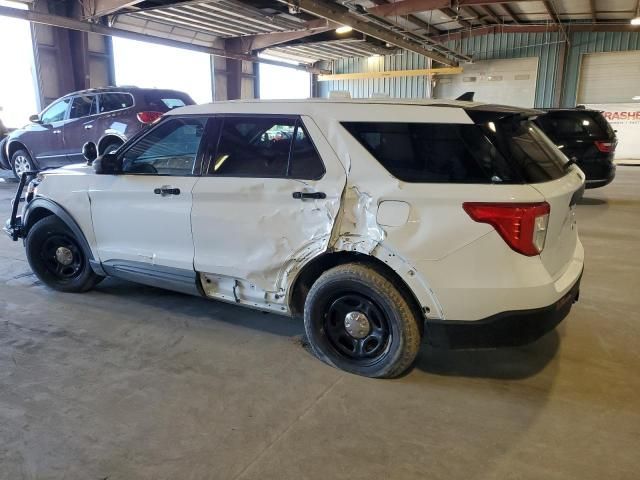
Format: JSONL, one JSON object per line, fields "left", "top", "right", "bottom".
{"left": 191, "top": 116, "right": 346, "bottom": 313}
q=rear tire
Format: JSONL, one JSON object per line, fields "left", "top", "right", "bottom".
{"left": 304, "top": 263, "right": 422, "bottom": 378}
{"left": 25, "top": 216, "right": 103, "bottom": 293}
{"left": 101, "top": 140, "right": 123, "bottom": 155}
{"left": 11, "top": 149, "right": 36, "bottom": 179}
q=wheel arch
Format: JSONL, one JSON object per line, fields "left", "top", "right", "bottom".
{"left": 97, "top": 134, "right": 126, "bottom": 155}
{"left": 23, "top": 199, "right": 97, "bottom": 266}
{"left": 7, "top": 141, "right": 35, "bottom": 166}
{"left": 288, "top": 251, "right": 427, "bottom": 329}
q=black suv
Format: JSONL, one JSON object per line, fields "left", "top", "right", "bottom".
{"left": 536, "top": 108, "right": 617, "bottom": 188}
{"left": 1, "top": 87, "right": 195, "bottom": 179}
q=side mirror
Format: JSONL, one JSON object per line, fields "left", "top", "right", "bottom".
{"left": 29, "top": 114, "right": 42, "bottom": 124}
{"left": 82, "top": 142, "right": 98, "bottom": 164}
{"left": 93, "top": 153, "right": 122, "bottom": 175}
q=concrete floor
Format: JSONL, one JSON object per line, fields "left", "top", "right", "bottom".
{"left": 0, "top": 167, "right": 639, "bottom": 480}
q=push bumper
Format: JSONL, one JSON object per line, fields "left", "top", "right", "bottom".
{"left": 426, "top": 271, "right": 582, "bottom": 349}
{"left": 4, "top": 171, "right": 35, "bottom": 240}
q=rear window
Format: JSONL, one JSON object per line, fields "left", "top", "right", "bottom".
{"left": 99, "top": 93, "right": 134, "bottom": 113}
{"left": 342, "top": 118, "right": 568, "bottom": 184}
{"left": 144, "top": 93, "right": 193, "bottom": 112}
{"left": 536, "top": 111, "right": 609, "bottom": 141}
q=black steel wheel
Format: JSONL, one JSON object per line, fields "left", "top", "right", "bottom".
{"left": 324, "top": 293, "right": 391, "bottom": 365}
{"left": 39, "top": 234, "right": 85, "bottom": 281}
{"left": 25, "top": 216, "right": 103, "bottom": 292}
{"left": 304, "top": 263, "right": 422, "bottom": 378}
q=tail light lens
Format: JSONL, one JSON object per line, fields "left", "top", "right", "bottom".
{"left": 463, "top": 202, "right": 551, "bottom": 256}
{"left": 137, "top": 111, "right": 163, "bottom": 124}
{"left": 594, "top": 140, "right": 616, "bottom": 153}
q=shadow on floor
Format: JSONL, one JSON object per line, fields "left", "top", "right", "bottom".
{"left": 414, "top": 329, "right": 560, "bottom": 380}
{"left": 578, "top": 197, "right": 607, "bottom": 206}
{"left": 93, "top": 277, "right": 305, "bottom": 338}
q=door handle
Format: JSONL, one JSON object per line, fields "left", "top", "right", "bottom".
{"left": 292, "top": 191, "right": 326, "bottom": 200}
{"left": 84, "top": 124, "right": 93, "bottom": 130}
{"left": 154, "top": 186, "right": 181, "bottom": 196}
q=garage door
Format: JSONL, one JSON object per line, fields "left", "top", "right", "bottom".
{"left": 579, "top": 51, "right": 640, "bottom": 159}
{"left": 434, "top": 58, "right": 539, "bottom": 108}
{"left": 577, "top": 51, "right": 640, "bottom": 104}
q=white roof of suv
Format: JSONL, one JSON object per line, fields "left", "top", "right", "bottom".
{"left": 166, "top": 98, "right": 541, "bottom": 122}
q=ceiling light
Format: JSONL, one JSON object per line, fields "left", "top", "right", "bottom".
{"left": 631, "top": 17, "right": 640, "bottom": 25}
{"left": 336, "top": 25, "right": 353, "bottom": 34}
{"left": 370, "top": 53, "right": 382, "bottom": 58}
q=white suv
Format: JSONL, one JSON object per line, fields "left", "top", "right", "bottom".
{"left": 5, "top": 99, "right": 585, "bottom": 378}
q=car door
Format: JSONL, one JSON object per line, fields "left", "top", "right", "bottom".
{"left": 63, "top": 94, "right": 99, "bottom": 163}
{"left": 32, "top": 97, "right": 71, "bottom": 167}
{"left": 89, "top": 116, "right": 207, "bottom": 284}
{"left": 191, "top": 115, "right": 346, "bottom": 296}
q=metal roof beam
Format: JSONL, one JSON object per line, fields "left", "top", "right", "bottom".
{"left": 276, "top": 0, "right": 457, "bottom": 65}
{"left": 431, "top": 22, "right": 640, "bottom": 41}
{"left": 84, "top": 0, "right": 145, "bottom": 18}
{"left": 235, "top": 19, "right": 336, "bottom": 51}
{"left": 368, "top": 0, "right": 530, "bottom": 18}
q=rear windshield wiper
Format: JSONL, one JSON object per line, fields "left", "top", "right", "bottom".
{"left": 563, "top": 157, "right": 577, "bottom": 171}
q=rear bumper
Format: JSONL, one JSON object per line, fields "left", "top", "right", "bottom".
{"left": 583, "top": 162, "right": 615, "bottom": 189}
{"left": 426, "top": 270, "right": 582, "bottom": 349}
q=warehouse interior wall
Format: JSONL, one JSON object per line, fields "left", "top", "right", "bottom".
{"left": 317, "top": 31, "right": 640, "bottom": 110}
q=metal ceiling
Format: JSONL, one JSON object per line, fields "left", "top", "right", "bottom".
{"left": 103, "top": 0, "right": 640, "bottom": 65}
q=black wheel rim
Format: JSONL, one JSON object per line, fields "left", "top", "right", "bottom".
{"left": 40, "top": 234, "right": 84, "bottom": 281}
{"left": 324, "top": 293, "right": 391, "bottom": 365}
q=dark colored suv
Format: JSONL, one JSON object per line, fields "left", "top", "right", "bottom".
{"left": 1, "top": 87, "right": 195, "bottom": 179}
{"left": 536, "top": 108, "right": 617, "bottom": 188}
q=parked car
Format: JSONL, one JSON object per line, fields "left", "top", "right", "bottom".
{"left": 0, "top": 87, "right": 195, "bottom": 179}
{"left": 4, "top": 99, "right": 585, "bottom": 378}
{"left": 535, "top": 107, "right": 617, "bottom": 188}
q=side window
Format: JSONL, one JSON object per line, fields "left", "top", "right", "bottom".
{"left": 121, "top": 117, "right": 206, "bottom": 176}
{"left": 69, "top": 95, "right": 97, "bottom": 119}
{"left": 289, "top": 122, "right": 325, "bottom": 180}
{"left": 209, "top": 117, "right": 294, "bottom": 177}
{"left": 208, "top": 116, "right": 325, "bottom": 179}
{"left": 342, "top": 122, "right": 518, "bottom": 184}
{"left": 99, "top": 93, "right": 133, "bottom": 113}
{"left": 41, "top": 98, "right": 71, "bottom": 124}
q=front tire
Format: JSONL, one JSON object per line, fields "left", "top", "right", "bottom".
{"left": 25, "top": 216, "right": 103, "bottom": 292}
{"left": 304, "top": 263, "right": 422, "bottom": 378}
{"left": 11, "top": 149, "right": 36, "bottom": 179}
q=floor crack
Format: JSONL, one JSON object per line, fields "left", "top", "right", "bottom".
{"left": 231, "top": 374, "right": 343, "bottom": 480}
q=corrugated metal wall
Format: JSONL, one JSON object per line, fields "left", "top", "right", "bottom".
{"left": 317, "top": 31, "right": 640, "bottom": 109}
{"left": 318, "top": 52, "right": 432, "bottom": 99}
{"left": 562, "top": 31, "right": 640, "bottom": 107}
{"left": 443, "top": 32, "right": 563, "bottom": 107}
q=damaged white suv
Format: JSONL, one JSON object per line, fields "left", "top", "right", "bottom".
{"left": 5, "top": 99, "right": 585, "bottom": 378}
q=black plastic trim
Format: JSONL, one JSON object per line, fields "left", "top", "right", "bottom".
{"left": 102, "top": 260, "right": 199, "bottom": 296}
{"left": 23, "top": 197, "right": 96, "bottom": 260}
{"left": 425, "top": 272, "right": 582, "bottom": 349}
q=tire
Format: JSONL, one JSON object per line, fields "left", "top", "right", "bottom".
{"left": 11, "top": 148, "right": 36, "bottom": 180}
{"left": 101, "top": 140, "right": 123, "bottom": 155}
{"left": 25, "top": 216, "right": 103, "bottom": 293}
{"left": 304, "top": 263, "right": 422, "bottom": 378}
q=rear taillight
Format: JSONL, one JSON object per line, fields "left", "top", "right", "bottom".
{"left": 594, "top": 140, "right": 616, "bottom": 153}
{"left": 463, "top": 202, "right": 551, "bottom": 256}
{"left": 137, "top": 111, "right": 163, "bottom": 124}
